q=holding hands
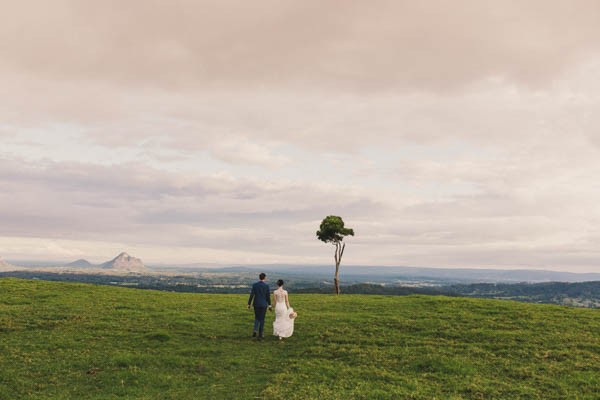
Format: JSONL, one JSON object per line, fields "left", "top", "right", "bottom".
{"left": 247, "top": 305, "right": 272, "bottom": 311}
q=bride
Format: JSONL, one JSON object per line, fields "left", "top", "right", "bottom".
{"left": 272, "top": 279, "right": 295, "bottom": 340}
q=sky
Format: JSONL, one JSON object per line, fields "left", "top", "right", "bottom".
{"left": 1, "top": 1, "right": 600, "bottom": 272}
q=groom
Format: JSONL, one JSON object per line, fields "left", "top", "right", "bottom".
{"left": 247, "top": 272, "right": 272, "bottom": 339}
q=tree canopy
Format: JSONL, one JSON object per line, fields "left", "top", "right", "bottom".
{"left": 316, "top": 215, "right": 354, "bottom": 244}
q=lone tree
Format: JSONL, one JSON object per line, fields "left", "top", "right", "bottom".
{"left": 316, "top": 215, "right": 354, "bottom": 295}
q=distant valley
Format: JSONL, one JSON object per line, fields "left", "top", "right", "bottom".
{"left": 1, "top": 252, "right": 599, "bottom": 308}
{"left": 5, "top": 254, "right": 599, "bottom": 284}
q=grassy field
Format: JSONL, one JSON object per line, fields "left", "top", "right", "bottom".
{"left": 0, "top": 278, "right": 598, "bottom": 399}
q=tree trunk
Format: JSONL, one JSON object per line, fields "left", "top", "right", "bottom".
{"left": 334, "top": 261, "right": 341, "bottom": 295}
{"left": 333, "top": 241, "right": 345, "bottom": 295}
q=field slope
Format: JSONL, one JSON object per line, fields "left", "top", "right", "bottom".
{"left": 0, "top": 278, "right": 598, "bottom": 399}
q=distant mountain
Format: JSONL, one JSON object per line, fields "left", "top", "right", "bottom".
{"left": 65, "top": 259, "right": 94, "bottom": 268}
{"left": 0, "top": 257, "right": 16, "bottom": 271}
{"left": 3, "top": 256, "right": 599, "bottom": 283}
{"left": 100, "top": 252, "right": 146, "bottom": 272}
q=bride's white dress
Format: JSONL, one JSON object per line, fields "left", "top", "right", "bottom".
{"left": 272, "top": 289, "right": 294, "bottom": 338}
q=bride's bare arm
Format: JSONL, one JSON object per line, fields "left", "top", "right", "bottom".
{"left": 285, "top": 293, "right": 290, "bottom": 309}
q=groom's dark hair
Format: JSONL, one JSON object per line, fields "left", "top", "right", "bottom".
{"left": 259, "top": 273, "right": 266, "bottom": 280}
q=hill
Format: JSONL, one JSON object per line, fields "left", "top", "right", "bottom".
{"left": 0, "top": 278, "right": 598, "bottom": 399}
{"left": 99, "top": 252, "right": 146, "bottom": 272}
{"left": 65, "top": 259, "right": 94, "bottom": 268}
{"left": 0, "top": 257, "right": 15, "bottom": 271}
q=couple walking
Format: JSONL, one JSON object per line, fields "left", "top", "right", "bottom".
{"left": 247, "top": 273, "right": 296, "bottom": 340}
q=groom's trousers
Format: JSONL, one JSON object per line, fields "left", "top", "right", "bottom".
{"left": 253, "top": 306, "right": 267, "bottom": 336}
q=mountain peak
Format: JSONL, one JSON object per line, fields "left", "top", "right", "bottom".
{"left": 101, "top": 252, "right": 146, "bottom": 272}
{"left": 65, "top": 259, "right": 94, "bottom": 268}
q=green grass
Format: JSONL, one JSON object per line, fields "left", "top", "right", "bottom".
{"left": 0, "top": 278, "right": 598, "bottom": 399}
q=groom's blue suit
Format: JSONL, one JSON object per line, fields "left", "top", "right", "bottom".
{"left": 248, "top": 280, "right": 271, "bottom": 337}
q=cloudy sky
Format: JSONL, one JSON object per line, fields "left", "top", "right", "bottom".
{"left": 2, "top": 1, "right": 600, "bottom": 272}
